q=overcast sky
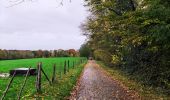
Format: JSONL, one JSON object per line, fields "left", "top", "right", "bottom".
{"left": 0, "top": 0, "right": 88, "bottom": 50}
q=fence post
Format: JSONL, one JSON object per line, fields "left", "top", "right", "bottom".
{"left": 36, "top": 62, "right": 42, "bottom": 93}
{"left": 60, "top": 62, "right": 62, "bottom": 79}
{"left": 67, "top": 60, "right": 69, "bottom": 72}
{"left": 73, "top": 61, "right": 74, "bottom": 69}
{"left": 64, "top": 61, "right": 66, "bottom": 74}
{"left": 52, "top": 64, "right": 56, "bottom": 83}
{"left": 76, "top": 61, "right": 78, "bottom": 67}
{"left": 74, "top": 61, "right": 76, "bottom": 68}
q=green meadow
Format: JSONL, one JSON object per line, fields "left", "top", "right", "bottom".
{"left": 0, "top": 57, "right": 86, "bottom": 99}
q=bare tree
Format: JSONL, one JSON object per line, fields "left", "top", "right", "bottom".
{"left": 6, "top": 0, "right": 71, "bottom": 8}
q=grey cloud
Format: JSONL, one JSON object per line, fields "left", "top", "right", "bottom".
{"left": 0, "top": 0, "right": 88, "bottom": 50}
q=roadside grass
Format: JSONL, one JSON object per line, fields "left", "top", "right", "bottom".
{"left": 27, "top": 63, "right": 85, "bottom": 100}
{"left": 0, "top": 57, "right": 86, "bottom": 99}
{"left": 97, "top": 61, "right": 170, "bottom": 100}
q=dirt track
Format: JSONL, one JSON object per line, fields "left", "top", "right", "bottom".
{"left": 70, "top": 60, "right": 140, "bottom": 100}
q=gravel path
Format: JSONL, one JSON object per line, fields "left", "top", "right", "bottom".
{"left": 70, "top": 60, "right": 140, "bottom": 100}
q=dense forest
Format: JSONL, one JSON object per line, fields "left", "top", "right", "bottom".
{"left": 0, "top": 49, "right": 78, "bottom": 60}
{"left": 82, "top": 0, "right": 170, "bottom": 93}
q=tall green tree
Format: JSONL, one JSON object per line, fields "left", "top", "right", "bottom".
{"left": 82, "top": 0, "right": 170, "bottom": 91}
{"left": 79, "top": 43, "right": 91, "bottom": 58}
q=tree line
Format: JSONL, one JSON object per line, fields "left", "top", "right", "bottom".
{"left": 82, "top": 0, "right": 170, "bottom": 93}
{"left": 0, "top": 49, "right": 79, "bottom": 60}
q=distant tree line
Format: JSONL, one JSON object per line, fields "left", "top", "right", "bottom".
{"left": 0, "top": 49, "right": 79, "bottom": 60}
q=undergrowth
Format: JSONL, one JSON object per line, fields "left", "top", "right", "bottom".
{"left": 97, "top": 61, "right": 170, "bottom": 100}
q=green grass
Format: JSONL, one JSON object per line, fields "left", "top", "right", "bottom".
{"left": 97, "top": 61, "right": 170, "bottom": 100}
{"left": 29, "top": 63, "right": 85, "bottom": 100}
{"left": 0, "top": 57, "right": 86, "bottom": 100}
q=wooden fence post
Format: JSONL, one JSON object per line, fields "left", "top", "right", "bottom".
{"left": 73, "top": 61, "right": 75, "bottom": 69}
{"left": 36, "top": 62, "right": 42, "bottom": 93}
{"left": 60, "top": 62, "right": 62, "bottom": 79}
{"left": 64, "top": 61, "right": 66, "bottom": 74}
{"left": 75, "top": 61, "right": 77, "bottom": 68}
{"left": 52, "top": 64, "right": 56, "bottom": 83}
{"left": 1, "top": 71, "right": 16, "bottom": 100}
{"left": 67, "top": 60, "right": 69, "bottom": 72}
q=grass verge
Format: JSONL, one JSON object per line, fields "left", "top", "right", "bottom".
{"left": 26, "top": 63, "right": 85, "bottom": 100}
{"left": 97, "top": 61, "right": 170, "bottom": 100}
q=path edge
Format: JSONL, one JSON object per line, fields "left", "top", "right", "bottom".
{"left": 68, "top": 61, "right": 88, "bottom": 100}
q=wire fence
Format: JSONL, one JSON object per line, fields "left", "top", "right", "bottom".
{"left": 0, "top": 58, "right": 87, "bottom": 100}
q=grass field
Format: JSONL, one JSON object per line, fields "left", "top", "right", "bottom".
{"left": 0, "top": 57, "right": 86, "bottom": 99}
